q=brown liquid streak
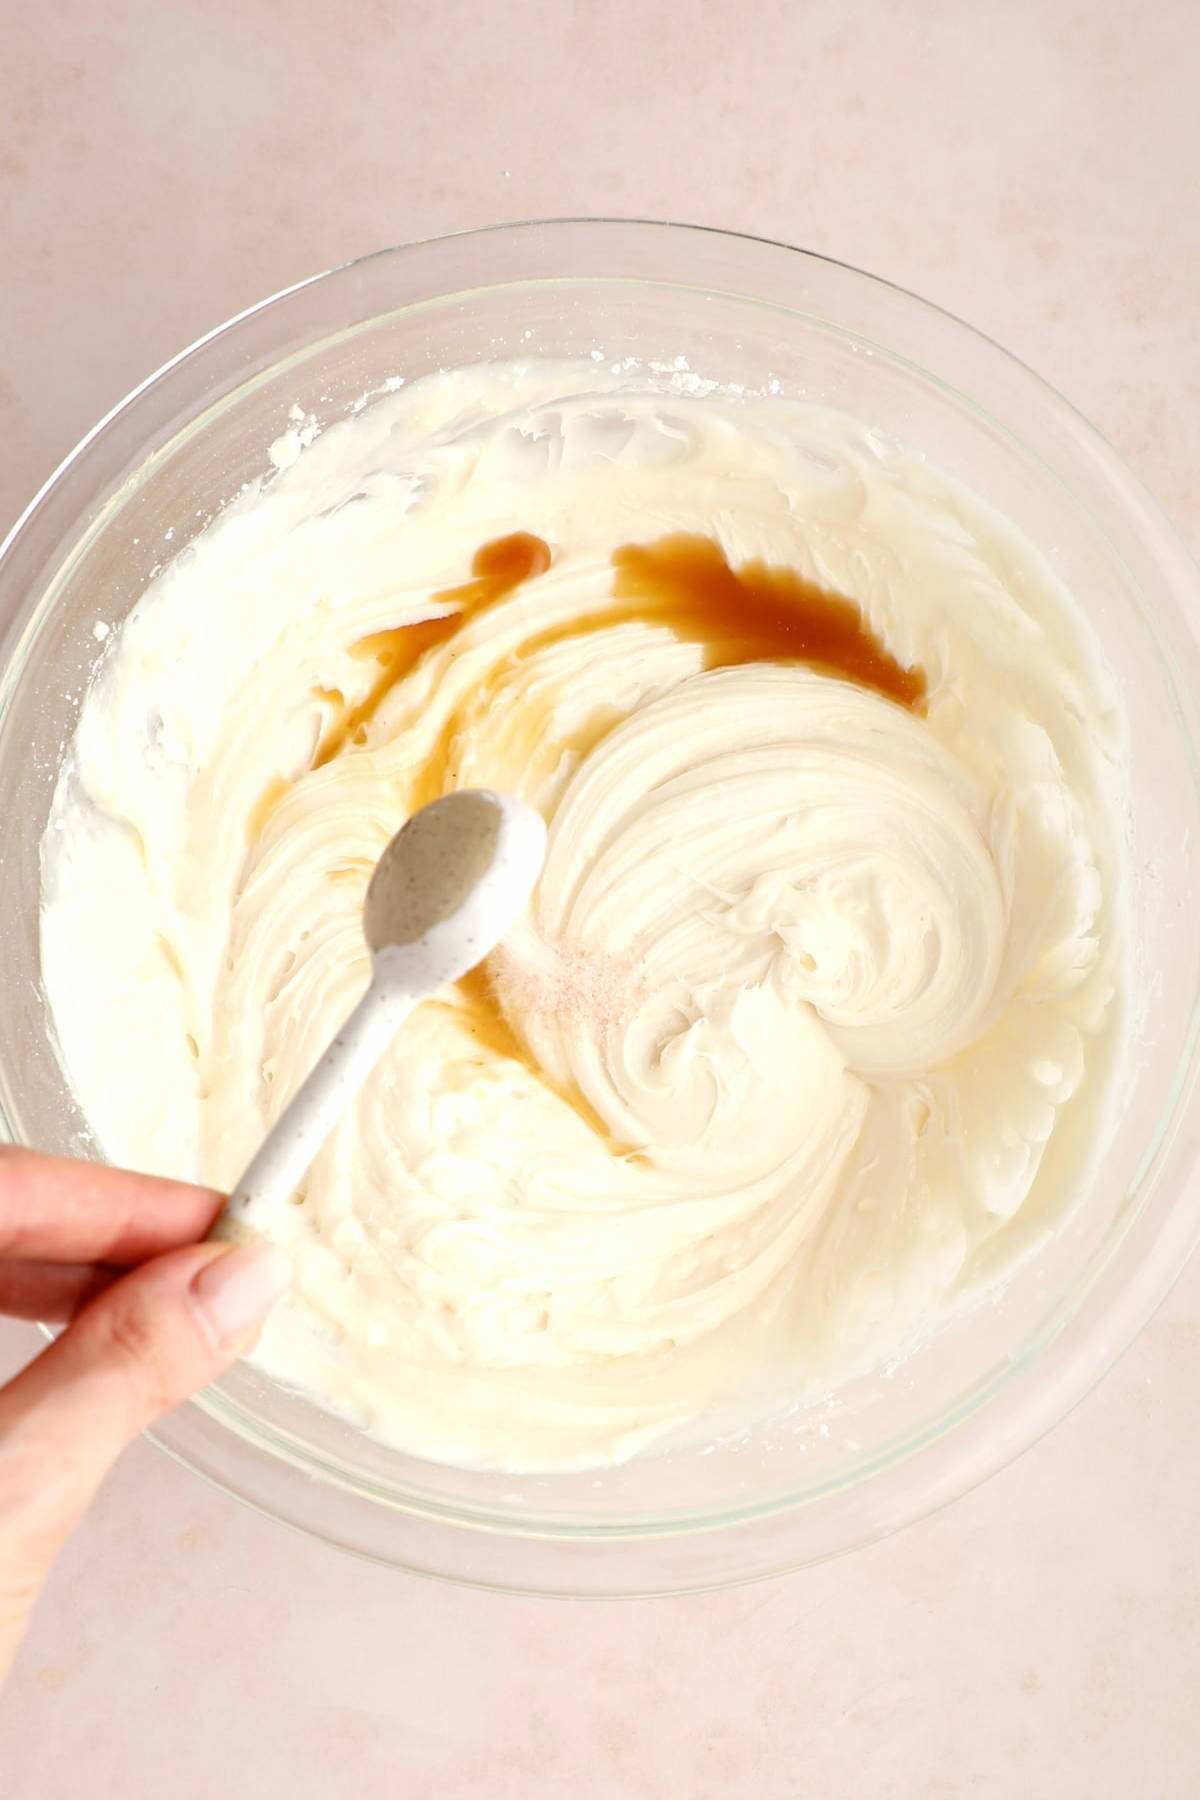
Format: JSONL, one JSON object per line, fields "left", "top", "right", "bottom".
{"left": 253, "top": 530, "right": 925, "bottom": 1143}
{"left": 312, "top": 533, "right": 553, "bottom": 770}
{"left": 611, "top": 533, "right": 926, "bottom": 707}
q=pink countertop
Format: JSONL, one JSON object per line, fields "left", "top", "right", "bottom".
{"left": 3, "top": 3, "right": 1200, "bottom": 1793}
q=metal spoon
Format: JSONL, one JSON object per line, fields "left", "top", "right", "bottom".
{"left": 212, "top": 789, "right": 546, "bottom": 1244}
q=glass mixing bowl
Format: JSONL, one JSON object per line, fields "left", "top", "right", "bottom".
{"left": 2, "top": 220, "right": 1199, "bottom": 1596}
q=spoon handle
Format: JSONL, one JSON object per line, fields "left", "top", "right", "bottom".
{"left": 212, "top": 974, "right": 412, "bottom": 1242}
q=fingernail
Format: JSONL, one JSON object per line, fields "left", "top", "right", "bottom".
{"left": 190, "top": 1243, "right": 292, "bottom": 1347}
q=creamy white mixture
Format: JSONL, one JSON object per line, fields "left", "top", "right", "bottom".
{"left": 40, "top": 361, "right": 1127, "bottom": 1469}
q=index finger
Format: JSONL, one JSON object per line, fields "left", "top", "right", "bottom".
{"left": 0, "top": 1146, "right": 223, "bottom": 1265}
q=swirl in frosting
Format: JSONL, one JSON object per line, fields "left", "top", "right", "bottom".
{"left": 40, "top": 361, "right": 1127, "bottom": 1469}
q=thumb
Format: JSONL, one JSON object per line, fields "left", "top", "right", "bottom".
{"left": 0, "top": 1239, "right": 289, "bottom": 1682}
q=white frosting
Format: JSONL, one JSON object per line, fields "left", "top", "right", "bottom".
{"left": 40, "top": 361, "right": 1127, "bottom": 1470}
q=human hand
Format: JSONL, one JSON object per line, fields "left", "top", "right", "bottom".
{"left": 0, "top": 1146, "right": 289, "bottom": 1685}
